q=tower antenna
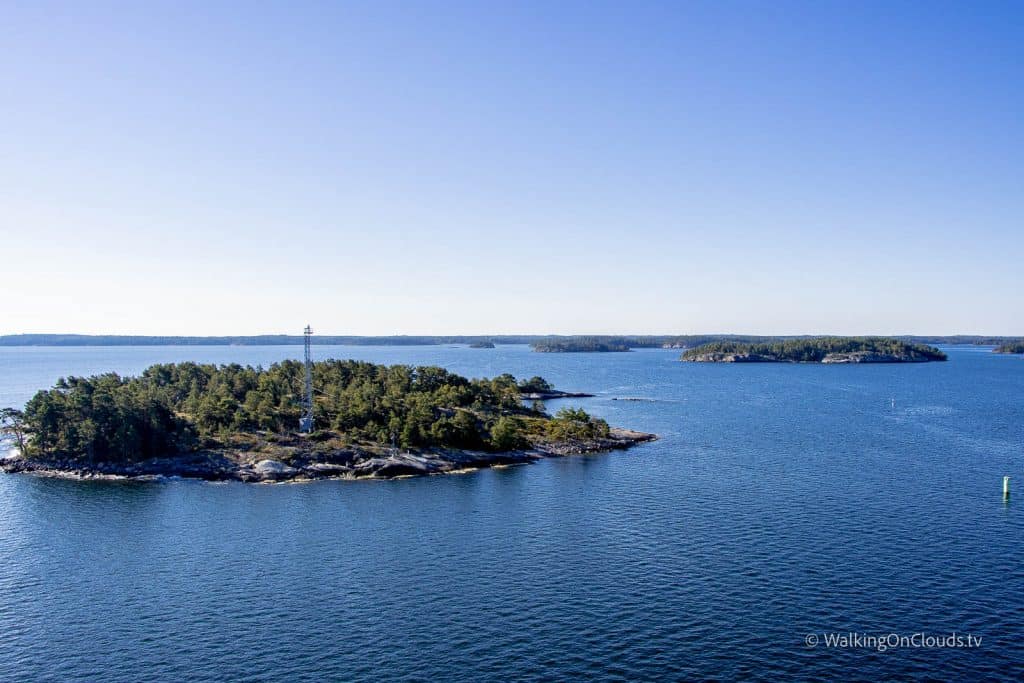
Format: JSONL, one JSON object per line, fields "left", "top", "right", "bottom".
{"left": 300, "top": 325, "right": 314, "bottom": 433}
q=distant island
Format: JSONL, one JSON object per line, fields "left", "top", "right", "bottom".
{"left": 468, "top": 341, "right": 495, "bottom": 348}
{"left": 680, "top": 337, "right": 947, "bottom": 363}
{"left": 994, "top": 342, "right": 1024, "bottom": 354}
{"left": 531, "top": 338, "right": 631, "bottom": 353}
{"left": 2, "top": 333, "right": 1020, "bottom": 349}
{"left": 0, "top": 361, "right": 652, "bottom": 482}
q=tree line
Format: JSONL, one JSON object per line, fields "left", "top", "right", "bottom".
{"left": 531, "top": 338, "right": 632, "bottom": 352}
{"left": 680, "top": 337, "right": 947, "bottom": 362}
{"left": 4, "top": 333, "right": 1020, "bottom": 349}
{"left": 994, "top": 342, "right": 1024, "bottom": 354}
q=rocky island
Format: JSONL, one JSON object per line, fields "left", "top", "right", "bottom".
{"left": 516, "top": 376, "right": 595, "bottom": 400}
{"left": 680, "top": 337, "right": 947, "bottom": 363}
{"left": 993, "top": 341, "right": 1024, "bottom": 354}
{"left": 0, "top": 361, "right": 653, "bottom": 483}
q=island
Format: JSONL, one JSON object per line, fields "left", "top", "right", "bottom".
{"left": 993, "top": 342, "right": 1024, "bottom": 354}
{"left": 468, "top": 341, "right": 495, "bottom": 349}
{"left": 531, "top": 338, "right": 632, "bottom": 353}
{"left": 680, "top": 337, "right": 947, "bottom": 363}
{"left": 517, "top": 376, "right": 594, "bottom": 400}
{"left": 0, "top": 360, "right": 654, "bottom": 482}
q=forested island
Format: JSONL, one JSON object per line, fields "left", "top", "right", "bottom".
{"left": 531, "top": 338, "right": 631, "bottom": 353}
{"left": 0, "top": 361, "right": 653, "bottom": 482}
{"left": 994, "top": 342, "right": 1024, "bottom": 354}
{"left": 468, "top": 341, "right": 495, "bottom": 349}
{"left": 680, "top": 337, "right": 947, "bottom": 363}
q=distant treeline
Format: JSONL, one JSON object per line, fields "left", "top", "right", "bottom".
{"left": 0, "top": 334, "right": 533, "bottom": 347}
{"left": 1, "top": 333, "right": 1020, "bottom": 349}
{"left": 0, "top": 333, "right": 766, "bottom": 347}
{"left": 531, "top": 338, "right": 632, "bottom": 353}
{"left": 901, "top": 336, "right": 1022, "bottom": 346}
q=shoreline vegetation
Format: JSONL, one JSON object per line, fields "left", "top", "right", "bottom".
{"left": 531, "top": 338, "right": 631, "bottom": 353}
{"left": 680, "top": 337, "right": 947, "bottom": 363}
{"left": 0, "top": 362, "right": 654, "bottom": 483}
{"left": 2, "top": 333, "right": 1021, "bottom": 350}
{"left": 993, "top": 342, "right": 1024, "bottom": 354}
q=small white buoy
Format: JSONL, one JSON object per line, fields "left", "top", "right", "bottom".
{"left": 1004, "top": 476, "right": 1011, "bottom": 499}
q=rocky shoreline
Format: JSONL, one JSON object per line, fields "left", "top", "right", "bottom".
{"left": 0, "top": 428, "right": 656, "bottom": 483}
{"left": 519, "top": 389, "right": 595, "bottom": 400}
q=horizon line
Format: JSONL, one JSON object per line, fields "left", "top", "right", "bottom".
{"left": 2, "top": 332, "right": 1020, "bottom": 339}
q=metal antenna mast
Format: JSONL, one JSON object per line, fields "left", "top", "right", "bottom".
{"left": 300, "top": 325, "right": 314, "bottom": 433}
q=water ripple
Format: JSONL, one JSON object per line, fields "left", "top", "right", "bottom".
{"left": 0, "top": 345, "right": 1022, "bottom": 680}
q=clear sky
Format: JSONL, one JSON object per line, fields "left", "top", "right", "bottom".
{"left": 2, "top": 1, "right": 1022, "bottom": 336}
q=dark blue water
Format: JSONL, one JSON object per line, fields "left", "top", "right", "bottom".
{"left": 1, "top": 345, "right": 1022, "bottom": 681}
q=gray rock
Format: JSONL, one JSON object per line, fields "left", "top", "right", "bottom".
{"left": 253, "top": 459, "right": 297, "bottom": 478}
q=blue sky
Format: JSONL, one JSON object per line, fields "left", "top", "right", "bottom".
{"left": 2, "top": 1, "right": 1021, "bottom": 335}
